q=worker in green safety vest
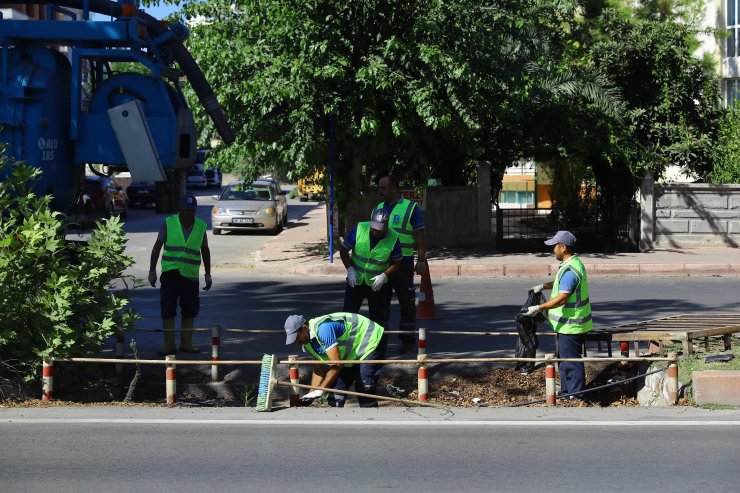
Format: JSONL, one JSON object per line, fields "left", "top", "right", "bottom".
{"left": 284, "top": 312, "right": 387, "bottom": 407}
{"left": 524, "top": 230, "right": 592, "bottom": 400}
{"left": 339, "top": 209, "right": 402, "bottom": 330}
{"left": 372, "top": 174, "right": 427, "bottom": 355}
{"left": 148, "top": 194, "right": 212, "bottom": 356}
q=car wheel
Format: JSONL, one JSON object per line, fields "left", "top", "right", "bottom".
{"left": 213, "top": 227, "right": 222, "bottom": 236}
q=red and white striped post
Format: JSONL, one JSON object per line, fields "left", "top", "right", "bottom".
{"left": 116, "top": 334, "right": 125, "bottom": 375}
{"left": 418, "top": 328, "right": 427, "bottom": 356}
{"left": 667, "top": 352, "right": 679, "bottom": 405}
{"left": 211, "top": 325, "right": 221, "bottom": 382}
{"left": 417, "top": 355, "right": 428, "bottom": 402}
{"left": 166, "top": 355, "right": 177, "bottom": 406}
{"left": 289, "top": 355, "right": 300, "bottom": 407}
{"left": 42, "top": 359, "right": 54, "bottom": 401}
{"left": 618, "top": 341, "right": 630, "bottom": 372}
{"left": 545, "top": 353, "right": 556, "bottom": 406}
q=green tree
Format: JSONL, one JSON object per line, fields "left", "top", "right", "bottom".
{"left": 175, "top": 1, "right": 621, "bottom": 203}
{"left": 528, "top": 3, "right": 722, "bottom": 246}
{"left": 0, "top": 153, "right": 138, "bottom": 379}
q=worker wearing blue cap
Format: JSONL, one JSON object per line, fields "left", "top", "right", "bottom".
{"left": 524, "top": 230, "right": 592, "bottom": 400}
{"left": 148, "top": 194, "right": 212, "bottom": 355}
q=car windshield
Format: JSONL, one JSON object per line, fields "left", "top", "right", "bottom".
{"left": 222, "top": 185, "right": 272, "bottom": 201}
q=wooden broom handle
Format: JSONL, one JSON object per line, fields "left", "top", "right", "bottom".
{"left": 277, "top": 381, "right": 444, "bottom": 409}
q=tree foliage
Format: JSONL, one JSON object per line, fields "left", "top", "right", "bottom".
{"left": 175, "top": 1, "right": 625, "bottom": 202}
{"left": 709, "top": 108, "right": 740, "bottom": 183}
{"left": 160, "top": 0, "right": 724, "bottom": 247}
{"left": 0, "top": 153, "right": 138, "bottom": 379}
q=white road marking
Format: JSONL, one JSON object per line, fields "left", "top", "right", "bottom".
{"left": 3, "top": 419, "right": 740, "bottom": 426}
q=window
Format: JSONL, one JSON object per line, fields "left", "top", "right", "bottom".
{"left": 729, "top": 1, "right": 739, "bottom": 57}
{"left": 499, "top": 181, "right": 535, "bottom": 207}
{"left": 726, "top": 79, "right": 740, "bottom": 107}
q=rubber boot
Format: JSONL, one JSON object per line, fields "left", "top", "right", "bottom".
{"left": 158, "top": 318, "right": 176, "bottom": 356}
{"left": 179, "top": 317, "right": 200, "bottom": 353}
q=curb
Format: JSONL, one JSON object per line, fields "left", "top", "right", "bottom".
{"left": 288, "top": 262, "right": 740, "bottom": 277}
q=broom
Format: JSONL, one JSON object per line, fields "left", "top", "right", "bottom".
{"left": 256, "top": 354, "right": 443, "bottom": 411}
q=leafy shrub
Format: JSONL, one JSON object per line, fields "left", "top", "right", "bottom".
{"left": 0, "top": 154, "right": 138, "bottom": 380}
{"left": 709, "top": 108, "right": 740, "bottom": 184}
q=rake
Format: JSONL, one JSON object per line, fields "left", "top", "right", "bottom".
{"left": 256, "top": 354, "right": 442, "bottom": 411}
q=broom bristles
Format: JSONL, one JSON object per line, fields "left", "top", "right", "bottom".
{"left": 256, "top": 354, "right": 276, "bottom": 412}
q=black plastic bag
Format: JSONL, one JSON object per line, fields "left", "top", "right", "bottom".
{"left": 514, "top": 289, "right": 547, "bottom": 374}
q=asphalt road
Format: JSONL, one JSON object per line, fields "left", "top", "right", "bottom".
{"left": 120, "top": 186, "right": 319, "bottom": 277}
{"left": 117, "top": 273, "right": 740, "bottom": 360}
{"left": 2, "top": 407, "right": 739, "bottom": 493}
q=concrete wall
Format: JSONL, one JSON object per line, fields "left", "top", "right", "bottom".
{"left": 337, "top": 163, "right": 492, "bottom": 248}
{"left": 652, "top": 183, "right": 740, "bottom": 248}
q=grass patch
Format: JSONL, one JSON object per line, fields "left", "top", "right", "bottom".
{"left": 661, "top": 338, "right": 740, "bottom": 405}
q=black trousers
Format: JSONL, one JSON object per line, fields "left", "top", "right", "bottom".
{"left": 343, "top": 282, "right": 392, "bottom": 329}
{"left": 160, "top": 270, "right": 199, "bottom": 319}
{"left": 390, "top": 261, "right": 416, "bottom": 343}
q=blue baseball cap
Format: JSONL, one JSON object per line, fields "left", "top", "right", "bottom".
{"left": 180, "top": 195, "right": 198, "bottom": 211}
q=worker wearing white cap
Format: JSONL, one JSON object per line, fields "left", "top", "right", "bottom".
{"left": 524, "top": 230, "right": 592, "bottom": 399}
{"left": 284, "top": 312, "right": 386, "bottom": 407}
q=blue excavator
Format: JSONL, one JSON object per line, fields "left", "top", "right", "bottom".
{"left": 0, "top": 1, "right": 234, "bottom": 216}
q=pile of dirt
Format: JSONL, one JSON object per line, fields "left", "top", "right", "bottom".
{"left": 381, "top": 366, "right": 640, "bottom": 408}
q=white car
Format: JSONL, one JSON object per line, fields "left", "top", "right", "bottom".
{"left": 211, "top": 181, "right": 288, "bottom": 235}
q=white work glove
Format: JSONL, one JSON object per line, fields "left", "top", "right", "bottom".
{"left": 370, "top": 272, "right": 388, "bottom": 292}
{"left": 346, "top": 266, "right": 357, "bottom": 287}
{"left": 524, "top": 305, "right": 541, "bottom": 317}
{"left": 148, "top": 271, "right": 157, "bottom": 287}
{"left": 415, "top": 259, "right": 428, "bottom": 275}
{"left": 203, "top": 274, "right": 212, "bottom": 291}
{"left": 530, "top": 283, "right": 544, "bottom": 294}
{"left": 300, "top": 389, "right": 324, "bottom": 402}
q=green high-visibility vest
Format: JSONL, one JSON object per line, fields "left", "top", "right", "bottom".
{"left": 352, "top": 222, "right": 399, "bottom": 286}
{"left": 372, "top": 198, "right": 416, "bottom": 257}
{"left": 303, "top": 312, "right": 384, "bottom": 366}
{"left": 161, "top": 215, "right": 207, "bottom": 280}
{"left": 548, "top": 255, "right": 593, "bottom": 334}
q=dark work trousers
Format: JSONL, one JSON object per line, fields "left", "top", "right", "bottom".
{"left": 160, "top": 270, "right": 200, "bottom": 319}
{"left": 343, "top": 282, "right": 392, "bottom": 329}
{"left": 329, "top": 334, "right": 388, "bottom": 408}
{"left": 390, "top": 259, "right": 416, "bottom": 343}
{"left": 556, "top": 332, "right": 586, "bottom": 395}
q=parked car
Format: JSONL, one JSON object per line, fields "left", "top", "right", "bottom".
{"left": 204, "top": 167, "right": 222, "bottom": 188}
{"left": 186, "top": 166, "right": 207, "bottom": 188}
{"left": 211, "top": 180, "right": 288, "bottom": 235}
{"left": 126, "top": 181, "right": 157, "bottom": 208}
{"left": 81, "top": 175, "right": 127, "bottom": 218}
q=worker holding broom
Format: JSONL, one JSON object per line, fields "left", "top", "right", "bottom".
{"left": 284, "top": 312, "right": 386, "bottom": 407}
{"left": 523, "top": 230, "right": 592, "bottom": 400}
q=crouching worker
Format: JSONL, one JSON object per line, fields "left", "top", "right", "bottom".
{"left": 284, "top": 312, "right": 387, "bottom": 407}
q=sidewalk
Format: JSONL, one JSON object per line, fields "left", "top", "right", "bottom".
{"left": 256, "top": 203, "right": 740, "bottom": 277}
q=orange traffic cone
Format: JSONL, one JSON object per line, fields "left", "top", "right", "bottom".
{"left": 416, "top": 268, "right": 437, "bottom": 320}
